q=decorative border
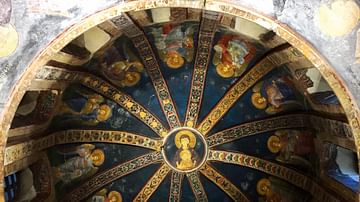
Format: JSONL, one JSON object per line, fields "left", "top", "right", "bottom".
{"left": 169, "top": 171, "right": 184, "bottom": 202}
{"left": 36, "top": 66, "right": 169, "bottom": 137}
{"left": 0, "top": 0, "right": 359, "bottom": 199}
{"left": 55, "top": 130, "right": 162, "bottom": 150}
{"left": 133, "top": 164, "right": 171, "bottom": 202}
{"left": 112, "top": 14, "right": 181, "bottom": 129}
{"left": 207, "top": 114, "right": 309, "bottom": 147}
{"left": 200, "top": 163, "right": 249, "bottom": 202}
{"left": 208, "top": 150, "right": 309, "bottom": 188}
{"left": 5, "top": 129, "right": 162, "bottom": 165}
{"left": 64, "top": 151, "right": 163, "bottom": 201}
{"left": 186, "top": 171, "right": 208, "bottom": 202}
{"left": 184, "top": 10, "right": 222, "bottom": 127}
{"left": 207, "top": 114, "right": 353, "bottom": 147}
{"left": 5, "top": 135, "right": 55, "bottom": 166}
{"left": 4, "top": 152, "right": 40, "bottom": 176}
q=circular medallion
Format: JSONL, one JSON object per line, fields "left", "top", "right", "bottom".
{"left": 0, "top": 24, "right": 18, "bottom": 57}
{"left": 162, "top": 127, "right": 208, "bottom": 172}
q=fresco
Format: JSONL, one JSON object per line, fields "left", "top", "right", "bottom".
{"left": 197, "top": 29, "right": 265, "bottom": 126}
{"left": 52, "top": 85, "right": 160, "bottom": 137}
{"left": 100, "top": 45, "right": 144, "bottom": 88}
{"left": 213, "top": 34, "right": 256, "bottom": 78}
{"left": 144, "top": 22, "right": 199, "bottom": 122}
{"left": 52, "top": 144, "right": 104, "bottom": 184}
{"left": 267, "top": 130, "right": 317, "bottom": 172}
{"left": 149, "top": 22, "right": 197, "bottom": 69}
{"left": 58, "top": 87, "right": 112, "bottom": 126}
{"left": 85, "top": 37, "right": 168, "bottom": 124}
{"left": 44, "top": 19, "right": 340, "bottom": 202}
{"left": 251, "top": 70, "right": 303, "bottom": 115}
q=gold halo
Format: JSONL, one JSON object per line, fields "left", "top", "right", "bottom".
{"left": 108, "top": 191, "right": 122, "bottom": 202}
{"left": 256, "top": 178, "right": 271, "bottom": 195}
{"left": 175, "top": 130, "right": 196, "bottom": 149}
{"left": 216, "top": 63, "right": 235, "bottom": 78}
{"left": 123, "top": 71, "right": 141, "bottom": 87}
{"left": 96, "top": 104, "right": 112, "bottom": 122}
{"left": 267, "top": 135, "right": 281, "bottom": 153}
{"left": 0, "top": 24, "right": 18, "bottom": 57}
{"left": 91, "top": 149, "right": 105, "bottom": 166}
{"left": 166, "top": 52, "right": 184, "bottom": 69}
{"left": 251, "top": 92, "right": 267, "bottom": 109}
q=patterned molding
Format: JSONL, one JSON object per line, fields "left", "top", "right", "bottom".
{"left": 184, "top": 10, "right": 222, "bottom": 127}
{"left": 4, "top": 153, "right": 40, "bottom": 176}
{"left": 186, "top": 171, "right": 208, "bottom": 202}
{"left": 207, "top": 114, "right": 310, "bottom": 147}
{"left": 5, "top": 129, "right": 162, "bottom": 165}
{"left": 169, "top": 171, "right": 184, "bottom": 202}
{"left": 200, "top": 163, "right": 249, "bottom": 202}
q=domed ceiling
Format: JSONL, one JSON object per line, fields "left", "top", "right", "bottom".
{"left": 9, "top": 8, "right": 357, "bottom": 202}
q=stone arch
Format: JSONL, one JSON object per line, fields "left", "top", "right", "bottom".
{"left": 0, "top": 0, "right": 359, "bottom": 198}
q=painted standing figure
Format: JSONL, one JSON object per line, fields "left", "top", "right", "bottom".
{"left": 267, "top": 130, "right": 315, "bottom": 170}
{"left": 252, "top": 76, "right": 302, "bottom": 114}
{"left": 53, "top": 144, "right": 105, "bottom": 184}
{"left": 59, "top": 88, "right": 112, "bottom": 125}
{"left": 174, "top": 130, "right": 198, "bottom": 170}
{"left": 213, "top": 35, "right": 255, "bottom": 78}
{"left": 151, "top": 24, "right": 195, "bottom": 69}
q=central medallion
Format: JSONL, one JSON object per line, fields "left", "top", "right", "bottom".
{"left": 162, "top": 127, "right": 208, "bottom": 172}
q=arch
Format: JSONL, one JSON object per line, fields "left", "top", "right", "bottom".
{"left": 0, "top": 0, "right": 359, "bottom": 198}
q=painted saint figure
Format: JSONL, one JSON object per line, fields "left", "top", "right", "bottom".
{"left": 251, "top": 76, "right": 302, "bottom": 114}
{"left": 100, "top": 43, "right": 144, "bottom": 88}
{"left": 267, "top": 130, "right": 315, "bottom": 171}
{"left": 213, "top": 35, "right": 255, "bottom": 78}
{"left": 53, "top": 144, "right": 105, "bottom": 184}
{"left": 151, "top": 24, "right": 195, "bottom": 69}
{"left": 59, "top": 88, "right": 112, "bottom": 125}
{"left": 174, "top": 130, "right": 198, "bottom": 170}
